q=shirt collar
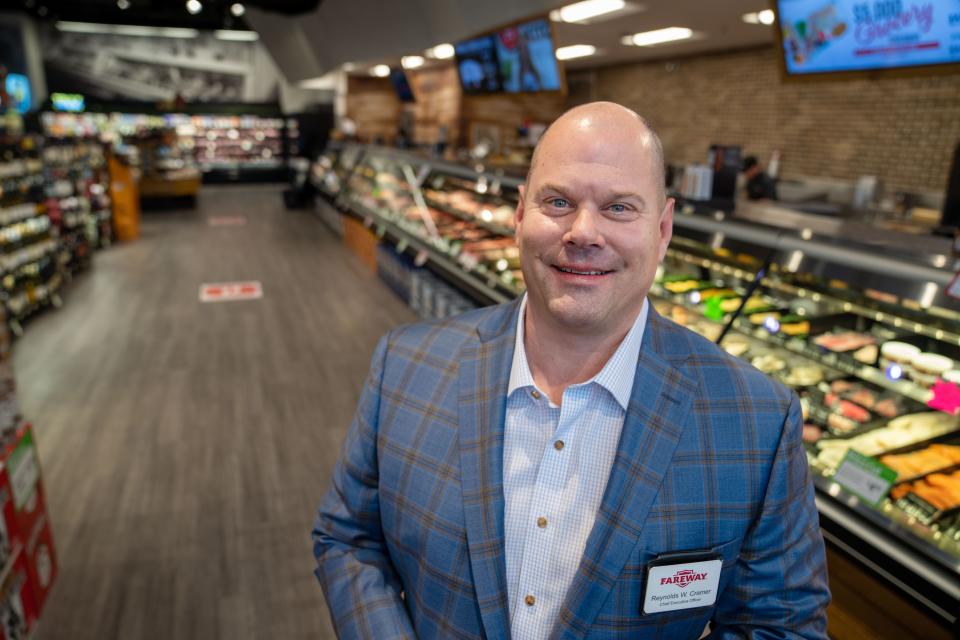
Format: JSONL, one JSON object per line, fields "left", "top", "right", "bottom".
{"left": 508, "top": 295, "right": 649, "bottom": 410}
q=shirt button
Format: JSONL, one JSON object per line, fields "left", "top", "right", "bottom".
{"left": 530, "top": 390, "right": 541, "bottom": 399}
{"left": 525, "top": 594, "right": 536, "bottom": 607}
{"left": 537, "top": 516, "right": 548, "bottom": 528}
{"left": 554, "top": 440, "right": 565, "bottom": 451}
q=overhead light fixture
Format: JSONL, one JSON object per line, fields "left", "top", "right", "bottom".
{"left": 298, "top": 74, "right": 337, "bottom": 89}
{"left": 426, "top": 43, "right": 455, "bottom": 59}
{"left": 401, "top": 56, "right": 424, "bottom": 69}
{"left": 550, "top": 0, "right": 628, "bottom": 24}
{"left": 117, "top": 0, "right": 130, "bottom": 9}
{"left": 555, "top": 44, "right": 597, "bottom": 60}
{"left": 214, "top": 29, "right": 258, "bottom": 41}
{"left": 55, "top": 21, "right": 200, "bottom": 38}
{"left": 371, "top": 64, "right": 391, "bottom": 77}
{"left": 230, "top": 2, "right": 245, "bottom": 16}
{"left": 186, "top": 0, "right": 202, "bottom": 15}
{"left": 743, "top": 9, "right": 776, "bottom": 25}
{"left": 621, "top": 27, "right": 693, "bottom": 47}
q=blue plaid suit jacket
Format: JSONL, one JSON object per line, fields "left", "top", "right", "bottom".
{"left": 313, "top": 299, "right": 830, "bottom": 639}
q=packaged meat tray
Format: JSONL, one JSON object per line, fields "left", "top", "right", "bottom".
{"left": 880, "top": 443, "right": 960, "bottom": 482}
{"left": 891, "top": 469, "right": 960, "bottom": 525}
{"left": 816, "top": 411, "right": 960, "bottom": 469}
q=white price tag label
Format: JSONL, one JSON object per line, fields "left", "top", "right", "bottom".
{"left": 833, "top": 450, "right": 897, "bottom": 506}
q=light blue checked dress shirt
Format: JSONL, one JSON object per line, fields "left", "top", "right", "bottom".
{"left": 504, "top": 295, "right": 649, "bottom": 640}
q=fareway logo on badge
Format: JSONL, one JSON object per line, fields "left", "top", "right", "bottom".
{"left": 643, "top": 559, "right": 722, "bottom": 615}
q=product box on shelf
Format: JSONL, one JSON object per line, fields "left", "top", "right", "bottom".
{"left": 22, "top": 513, "right": 55, "bottom": 616}
{"left": 0, "top": 547, "right": 38, "bottom": 639}
{"left": 0, "top": 426, "right": 54, "bottom": 616}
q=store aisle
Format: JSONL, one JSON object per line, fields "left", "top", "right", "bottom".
{"left": 12, "top": 185, "right": 416, "bottom": 639}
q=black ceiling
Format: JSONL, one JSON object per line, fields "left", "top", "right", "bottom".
{"left": 15, "top": 0, "right": 321, "bottom": 30}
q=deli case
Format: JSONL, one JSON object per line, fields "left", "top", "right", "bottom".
{"left": 312, "top": 144, "right": 960, "bottom": 632}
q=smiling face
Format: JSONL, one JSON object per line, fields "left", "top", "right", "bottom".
{"left": 515, "top": 103, "right": 674, "bottom": 337}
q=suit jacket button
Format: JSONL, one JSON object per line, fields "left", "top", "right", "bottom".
{"left": 525, "top": 594, "right": 536, "bottom": 606}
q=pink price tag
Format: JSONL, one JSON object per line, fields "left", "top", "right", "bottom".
{"left": 927, "top": 380, "right": 960, "bottom": 415}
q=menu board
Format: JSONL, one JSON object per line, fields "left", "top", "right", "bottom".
{"left": 496, "top": 19, "right": 562, "bottom": 92}
{"left": 777, "top": 0, "right": 960, "bottom": 74}
{"left": 455, "top": 35, "right": 502, "bottom": 93}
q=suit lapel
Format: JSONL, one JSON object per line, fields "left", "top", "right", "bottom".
{"left": 554, "top": 308, "right": 696, "bottom": 638}
{"left": 459, "top": 299, "right": 521, "bottom": 640}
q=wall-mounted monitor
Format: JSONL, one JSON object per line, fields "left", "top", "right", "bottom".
{"left": 496, "top": 18, "right": 561, "bottom": 92}
{"left": 776, "top": 0, "right": 960, "bottom": 75}
{"left": 389, "top": 69, "right": 415, "bottom": 103}
{"left": 455, "top": 35, "right": 502, "bottom": 93}
{"left": 4, "top": 74, "right": 31, "bottom": 114}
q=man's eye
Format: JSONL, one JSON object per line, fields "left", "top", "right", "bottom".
{"left": 547, "top": 198, "right": 570, "bottom": 208}
{"left": 608, "top": 203, "right": 628, "bottom": 214}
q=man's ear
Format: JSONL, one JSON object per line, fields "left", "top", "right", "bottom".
{"left": 515, "top": 185, "right": 526, "bottom": 225}
{"left": 657, "top": 197, "right": 675, "bottom": 263}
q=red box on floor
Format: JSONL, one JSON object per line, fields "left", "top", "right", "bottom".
{"left": 0, "top": 426, "right": 55, "bottom": 617}
{"left": 0, "top": 546, "right": 39, "bottom": 639}
{"left": 1, "top": 427, "right": 46, "bottom": 549}
{"left": 22, "top": 513, "right": 55, "bottom": 616}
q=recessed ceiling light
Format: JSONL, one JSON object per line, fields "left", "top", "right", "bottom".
{"left": 55, "top": 21, "right": 199, "bottom": 38}
{"left": 117, "top": 0, "right": 130, "bottom": 9}
{"left": 214, "top": 29, "right": 258, "bottom": 41}
{"left": 743, "top": 9, "right": 776, "bottom": 25}
{"left": 426, "top": 43, "right": 455, "bottom": 59}
{"left": 230, "top": 2, "right": 245, "bottom": 17}
{"left": 621, "top": 27, "right": 693, "bottom": 47}
{"left": 401, "top": 56, "right": 424, "bottom": 69}
{"left": 550, "top": 0, "right": 627, "bottom": 24}
{"left": 186, "top": 0, "right": 202, "bottom": 15}
{"left": 371, "top": 64, "right": 391, "bottom": 77}
{"left": 556, "top": 44, "right": 597, "bottom": 60}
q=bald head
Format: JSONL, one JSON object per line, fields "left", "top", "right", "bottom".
{"left": 527, "top": 102, "right": 667, "bottom": 208}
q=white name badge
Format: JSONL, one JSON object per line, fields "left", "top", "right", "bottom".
{"left": 643, "top": 558, "right": 723, "bottom": 614}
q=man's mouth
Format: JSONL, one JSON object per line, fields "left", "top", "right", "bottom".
{"left": 553, "top": 265, "right": 613, "bottom": 276}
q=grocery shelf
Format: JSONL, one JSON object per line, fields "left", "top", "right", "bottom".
{"left": 344, "top": 199, "right": 513, "bottom": 305}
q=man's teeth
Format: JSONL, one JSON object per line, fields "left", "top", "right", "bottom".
{"left": 557, "top": 267, "right": 607, "bottom": 275}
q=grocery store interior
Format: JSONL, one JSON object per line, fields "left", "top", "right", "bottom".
{"left": 1, "top": 0, "right": 959, "bottom": 638}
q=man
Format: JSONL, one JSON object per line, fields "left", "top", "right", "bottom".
{"left": 742, "top": 155, "right": 778, "bottom": 201}
{"left": 313, "top": 102, "right": 829, "bottom": 639}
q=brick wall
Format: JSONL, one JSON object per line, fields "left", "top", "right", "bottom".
{"left": 346, "top": 75, "right": 401, "bottom": 143}
{"left": 406, "top": 64, "right": 461, "bottom": 145}
{"left": 588, "top": 46, "right": 960, "bottom": 193}
{"left": 346, "top": 61, "right": 566, "bottom": 154}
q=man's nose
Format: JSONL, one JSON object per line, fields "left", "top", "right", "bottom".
{"left": 563, "top": 206, "right": 605, "bottom": 249}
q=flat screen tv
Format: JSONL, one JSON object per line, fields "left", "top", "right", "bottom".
{"left": 776, "top": 0, "right": 960, "bottom": 75}
{"left": 455, "top": 35, "right": 502, "bottom": 93}
{"left": 389, "top": 69, "right": 415, "bottom": 103}
{"left": 496, "top": 18, "right": 562, "bottom": 92}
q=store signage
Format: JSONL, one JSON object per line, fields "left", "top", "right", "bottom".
{"left": 208, "top": 216, "right": 246, "bottom": 227}
{"left": 928, "top": 379, "right": 960, "bottom": 415}
{"left": 833, "top": 449, "right": 897, "bottom": 506}
{"left": 778, "top": 0, "right": 960, "bottom": 74}
{"left": 199, "top": 281, "right": 262, "bottom": 303}
{"left": 51, "top": 93, "right": 85, "bottom": 113}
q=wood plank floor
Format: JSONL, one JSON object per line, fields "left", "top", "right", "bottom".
{"left": 13, "top": 185, "right": 416, "bottom": 639}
